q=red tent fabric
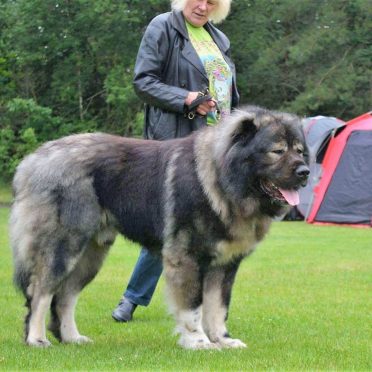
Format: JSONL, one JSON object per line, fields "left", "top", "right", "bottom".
{"left": 307, "top": 112, "right": 372, "bottom": 227}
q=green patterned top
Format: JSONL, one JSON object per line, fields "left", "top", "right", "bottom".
{"left": 186, "top": 21, "right": 233, "bottom": 125}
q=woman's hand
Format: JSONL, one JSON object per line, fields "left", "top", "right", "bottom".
{"left": 185, "top": 92, "right": 216, "bottom": 116}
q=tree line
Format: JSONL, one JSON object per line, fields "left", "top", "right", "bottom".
{"left": 0, "top": 0, "right": 371, "bottom": 179}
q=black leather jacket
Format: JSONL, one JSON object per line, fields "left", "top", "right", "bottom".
{"left": 133, "top": 10, "right": 239, "bottom": 140}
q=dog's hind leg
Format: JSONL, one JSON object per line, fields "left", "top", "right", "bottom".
{"left": 49, "top": 237, "right": 114, "bottom": 344}
{"left": 49, "top": 291, "right": 90, "bottom": 344}
{"left": 25, "top": 233, "right": 91, "bottom": 346}
{"left": 26, "top": 285, "right": 54, "bottom": 347}
{"left": 202, "top": 260, "right": 247, "bottom": 348}
{"left": 163, "top": 250, "right": 218, "bottom": 350}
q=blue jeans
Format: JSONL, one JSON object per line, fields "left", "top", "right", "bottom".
{"left": 124, "top": 247, "right": 163, "bottom": 306}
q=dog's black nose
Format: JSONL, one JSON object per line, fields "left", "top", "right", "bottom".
{"left": 296, "top": 165, "right": 310, "bottom": 179}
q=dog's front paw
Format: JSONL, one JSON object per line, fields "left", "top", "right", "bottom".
{"left": 216, "top": 337, "right": 247, "bottom": 349}
{"left": 62, "top": 335, "right": 93, "bottom": 344}
{"left": 178, "top": 333, "right": 220, "bottom": 350}
{"left": 26, "top": 337, "right": 52, "bottom": 347}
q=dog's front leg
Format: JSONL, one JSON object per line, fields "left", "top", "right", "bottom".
{"left": 202, "top": 260, "right": 247, "bottom": 348}
{"left": 163, "top": 251, "right": 218, "bottom": 350}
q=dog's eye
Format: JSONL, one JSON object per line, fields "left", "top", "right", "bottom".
{"left": 272, "top": 149, "right": 285, "bottom": 155}
{"left": 297, "top": 148, "right": 304, "bottom": 155}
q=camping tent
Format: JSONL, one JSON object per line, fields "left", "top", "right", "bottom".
{"left": 307, "top": 112, "right": 372, "bottom": 227}
{"left": 296, "top": 116, "right": 345, "bottom": 219}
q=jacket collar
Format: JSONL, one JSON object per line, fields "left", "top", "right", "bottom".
{"left": 171, "top": 10, "right": 230, "bottom": 53}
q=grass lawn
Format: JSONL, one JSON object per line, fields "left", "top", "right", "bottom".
{"left": 0, "top": 181, "right": 12, "bottom": 205}
{"left": 0, "top": 206, "right": 370, "bottom": 371}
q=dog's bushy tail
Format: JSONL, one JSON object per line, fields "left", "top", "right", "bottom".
{"left": 13, "top": 261, "right": 31, "bottom": 296}
{"left": 9, "top": 199, "right": 33, "bottom": 298}
{"left": 13, "top": 254, "right": 33, "bottom": 342}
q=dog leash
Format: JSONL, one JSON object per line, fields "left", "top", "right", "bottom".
{"left": 184, "top": 88, "right": 221, "bottom": 120}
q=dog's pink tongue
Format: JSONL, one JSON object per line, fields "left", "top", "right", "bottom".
{"left": 278, "top": 188, "right": 300, "bottom": 206}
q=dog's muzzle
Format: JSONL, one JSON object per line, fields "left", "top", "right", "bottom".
{"left": 295, "top": 164, "right": 310, "bottom": 186}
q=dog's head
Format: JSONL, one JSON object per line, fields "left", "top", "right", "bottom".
{"left": 214, "top": 106, "right": 310, "bottom": 215}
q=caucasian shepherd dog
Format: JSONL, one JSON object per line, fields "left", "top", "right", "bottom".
{"left": 10, "top": 106, "right": 309, "bottom": 349}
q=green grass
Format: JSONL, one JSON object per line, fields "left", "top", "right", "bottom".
{"left": 0, "top": 207, "right": 371, "bottom": 371}
{"left": 0, "top": 181, "right": 12, "bottom": 205}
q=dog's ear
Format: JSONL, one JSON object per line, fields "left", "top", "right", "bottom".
{"left": 231, "top": 114, "right": 258, "bottom": 144}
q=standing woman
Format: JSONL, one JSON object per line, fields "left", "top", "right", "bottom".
{"left": 112, "top": 0, "right": 239, "bottom": 322}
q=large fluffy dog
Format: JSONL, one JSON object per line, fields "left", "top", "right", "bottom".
{"left": 10, "top": 106, "right": 309, "bottom": 349}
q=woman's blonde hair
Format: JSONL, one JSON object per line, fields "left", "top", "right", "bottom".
{"left": 171, "top": 0, "right": 231, "bottom": 24}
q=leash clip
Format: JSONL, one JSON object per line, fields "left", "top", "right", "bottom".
{"left": 184, "top": 88, "right": 212, "bottom": 120}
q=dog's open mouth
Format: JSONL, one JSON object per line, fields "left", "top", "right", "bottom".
{"left": 260, "top": 180, "right": 300, "bottom": 206}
